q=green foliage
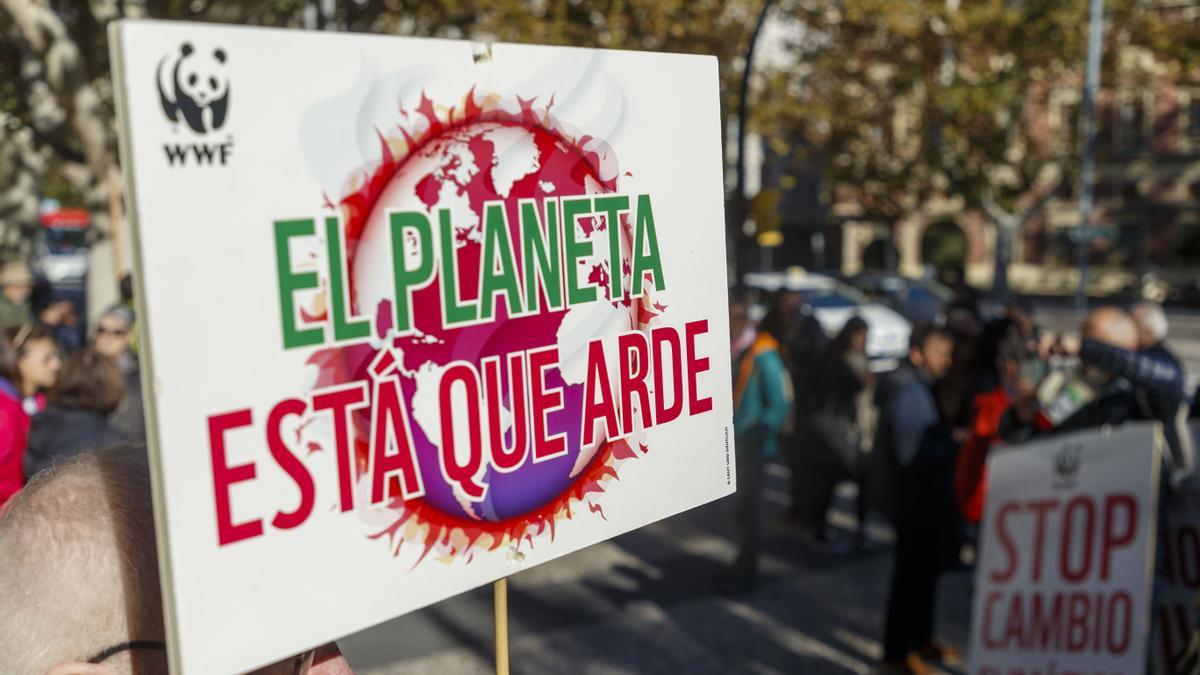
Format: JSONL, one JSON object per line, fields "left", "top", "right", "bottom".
{"left": 2, "top": 0, "right": 764, "bottom": 212}
{"left": 758, "top": 0, "right": 1200, "bottom": 226}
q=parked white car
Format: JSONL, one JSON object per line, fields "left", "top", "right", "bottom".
{"left": 744, "top": 270, "right": 912, "bottom": 371}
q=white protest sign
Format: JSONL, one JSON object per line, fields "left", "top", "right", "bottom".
{"left": 1151, "top": 423, "right": 1200, "bottom": 673}
{"left": 968, "top": 424, "right": 1161, "bottom": 675}
{"left": 109, "top": 20, "right": 734, "bottom": 673}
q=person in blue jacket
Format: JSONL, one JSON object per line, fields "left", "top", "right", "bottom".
{"left": 877, "top": 324, "right": 958, "bottom": 674}
{"left": 720, "top": 297, "right": 793, "bottom": 594}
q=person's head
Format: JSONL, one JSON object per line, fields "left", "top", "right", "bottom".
{"left": 729, "top": 297, "right": 750, "bottom": 342}
{"left": 1005, "top": 298, "right": 1035, "bottom": 339}
{"left": 1082, "top": 306, "right": 1139, "bottom": 351}
{"left": 0, "top": 445, "right": 166, "bottom": 674}
{"left": 757, "top": 294, "right": 795, "bottom": 345}
{"left": 50, "top": 348, "right": 125, "bottom": 416}
{"left": 38, "top": 299, "right": 74, "bottom": 328}
{"left": 11, "top": 323, "right": 62, "bottom": 398}
{"left": 0, "top": 445, "right": 357, "bottom": 675}
{"left": 96, "top": 306, "right": 136, "bottom": 360}
{"left": 994, "top": 331, "right": 1034, "bottom": 389}
{"left": 0, "top": 261, "right": 33, "bottom": 306}
{"left": 755, "top": 289, "right": 801, "bottom": 343}
{"left": 1081, "top": 306, "right": 1139, "bottom": 388}
{"left": 1130, "top": 301, "right": 1168, "bottom": 350}
{"left": 831, "top": 316, "right": 869, "bottom": 355}
{"left": 908, "top": 322, "right": 953, "bottom": 380}
{"left": 119, "top": 273, "right": 134, "bottom": 305}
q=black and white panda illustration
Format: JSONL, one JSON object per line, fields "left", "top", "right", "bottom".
{"left": 156, "top": 42, "right": 229, "bottom": 134}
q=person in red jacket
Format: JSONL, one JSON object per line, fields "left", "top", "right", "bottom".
{"left": 0, "top": 336, "right": 28, "bottom": 506}
{"left": 954, "top": 334, "right": 1039, "bottom": 525}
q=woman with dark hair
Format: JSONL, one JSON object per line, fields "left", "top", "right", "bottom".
{"left": 10, "top": 322, "right": 63, "bottom": 415}
{"left": 720, "top": 294, "right": 794, "bottom": 594}
{"left": 801, "top": 316, "right": 870, "bottom": 546}
{"left": 0, "top": 337, "right": 28, "bottom": 505}
{"left": 24, "top": 348, "right": 126, "bottom": 479}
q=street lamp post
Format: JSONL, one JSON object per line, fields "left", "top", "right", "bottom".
{"left": 731, "top": 0, "right": 774, "bottom": 288}
{"left": 1076, "top": 0, "right": 1104, "bottom": 314}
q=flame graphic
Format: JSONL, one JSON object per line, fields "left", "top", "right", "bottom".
{"left": 306, "top": 88, "right": 663, "bottom": 565}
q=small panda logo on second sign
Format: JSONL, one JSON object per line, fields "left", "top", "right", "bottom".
{"left": 157, "top": 42, "right": 229, "bottom": 134}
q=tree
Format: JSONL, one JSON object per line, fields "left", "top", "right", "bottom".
{"left": 756, "top": 0, "right": 1199, "bottom": 292}
{"left": 0, "top": 0, "right": 764, "bottom": 315}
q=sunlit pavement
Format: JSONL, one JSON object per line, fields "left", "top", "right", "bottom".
{"left": 339, "top": 462, "right": 971, "bottom": 675}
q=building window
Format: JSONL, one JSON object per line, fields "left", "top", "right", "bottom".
{"left": 1116, "top": 96, "right": 1148, "bottom": 152}
{"left": 1050, "top": 87, "right": 1081, "bottom": 152}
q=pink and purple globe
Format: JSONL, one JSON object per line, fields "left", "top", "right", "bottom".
{"left": 330, "top": 111, "right": 635, "bottom": 526}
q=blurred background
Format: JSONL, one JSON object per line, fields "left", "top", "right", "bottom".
{"left": 3, "top": 0, "right": 1200, "bottom": 318}
{"left": 2, "top": 1, "right": 1199, "bottom": 674}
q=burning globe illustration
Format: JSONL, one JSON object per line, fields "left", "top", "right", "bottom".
{"left": 307, "top": 90, "right": 659, "bottom": 562}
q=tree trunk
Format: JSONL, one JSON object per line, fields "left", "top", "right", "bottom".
{"left": 984, "top": 185, "right": 1057, "bottom": 300}
{"left": 993, "top": 219, "right": 1012, "bottom": 299}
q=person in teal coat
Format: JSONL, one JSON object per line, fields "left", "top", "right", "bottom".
{"left": 721, "top": 297, "right": 793, "bottom": 593}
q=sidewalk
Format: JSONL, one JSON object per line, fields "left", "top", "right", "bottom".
{"left": 339, "top": 464, "right": 973, "bottom": 674}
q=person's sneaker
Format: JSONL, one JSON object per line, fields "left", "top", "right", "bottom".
{"left": 917, "top": 640, "right": 961, "bottom": 665}
{"left": 879, "top": 653, "right": 936, "bottom": 675}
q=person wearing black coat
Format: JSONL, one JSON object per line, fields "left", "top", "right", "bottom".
{"left": 24, "top": 348, "right": 126, "bottom": 480}
{"left": 1071, "top": 336, "right": 1193, "bottom": 486}
{"left": 800, "top": 317, "right": 869, "bottom": 544}
{"left": 878, "top": 324, "right": 960, "bottom": 673}
{"left": 95, "top": 304, "right": 145, "bottom": 443}
{"left": 1004, "top": 307, "right": 1193, "bottom": 486}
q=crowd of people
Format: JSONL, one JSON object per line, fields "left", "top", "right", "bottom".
{"left": 0, "top": 262, "right": 145, "bottom": 509}
{"left": 3, "top": 250, "right": 1196, "bottom": 672}
{"left": 726, "top": 285, "right": 1196, "bottom": 674}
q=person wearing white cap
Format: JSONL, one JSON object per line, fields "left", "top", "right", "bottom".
{"left": 0, "top": 261, "right": 33, "bottom": 333}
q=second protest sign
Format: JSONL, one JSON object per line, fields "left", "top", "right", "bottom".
{"left": 968, "top": 424, "right": 1160, "bottom": 674}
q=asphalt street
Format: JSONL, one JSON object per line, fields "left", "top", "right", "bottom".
{"left": 335, "top": 305, "right": 1200, "bottom": 675}
{"left": 339, "top": 466, "right": 972, "bottom": 675}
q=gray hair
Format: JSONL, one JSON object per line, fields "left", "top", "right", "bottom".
{"left": 0, "top": 445, "right": 163, "bottom": 673}
{"left": 1132, "top": 301, "right": 1169, "bottom": 343}
{"left": 100, "top": 304, "right": 136, "bottom": 329}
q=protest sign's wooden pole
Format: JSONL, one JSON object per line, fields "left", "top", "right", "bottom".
{"left": 494, "top": 578, "right": 509, "bottom": 675}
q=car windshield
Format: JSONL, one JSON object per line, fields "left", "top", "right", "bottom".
{"left": 42, "top": 228, "right": 87, "bottom": 255}
{"left": 860, "top": 276, "right": 952, "bottom": 304}
{"left": 914, "top": 280, "right": 954, "bottom": 302}
{"left": 904, "top": 285, "right": 944, "bottom": 303}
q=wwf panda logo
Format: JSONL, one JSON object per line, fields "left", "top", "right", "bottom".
{"left": 156, "top": 42, "right": 229, "bottom": 134}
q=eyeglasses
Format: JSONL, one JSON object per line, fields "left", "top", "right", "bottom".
{"left": 86, "top": 640, "right": 167, "bottom": 665}
{"left": 85, "top": 642, "right": 319, "bottom": 673}
{"left": 96, "top": 326, "right": 129, "bottom": 337}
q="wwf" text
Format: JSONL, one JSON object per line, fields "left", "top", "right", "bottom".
{"left": 164, "top": 140, "right": 233, "bottom": 166}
